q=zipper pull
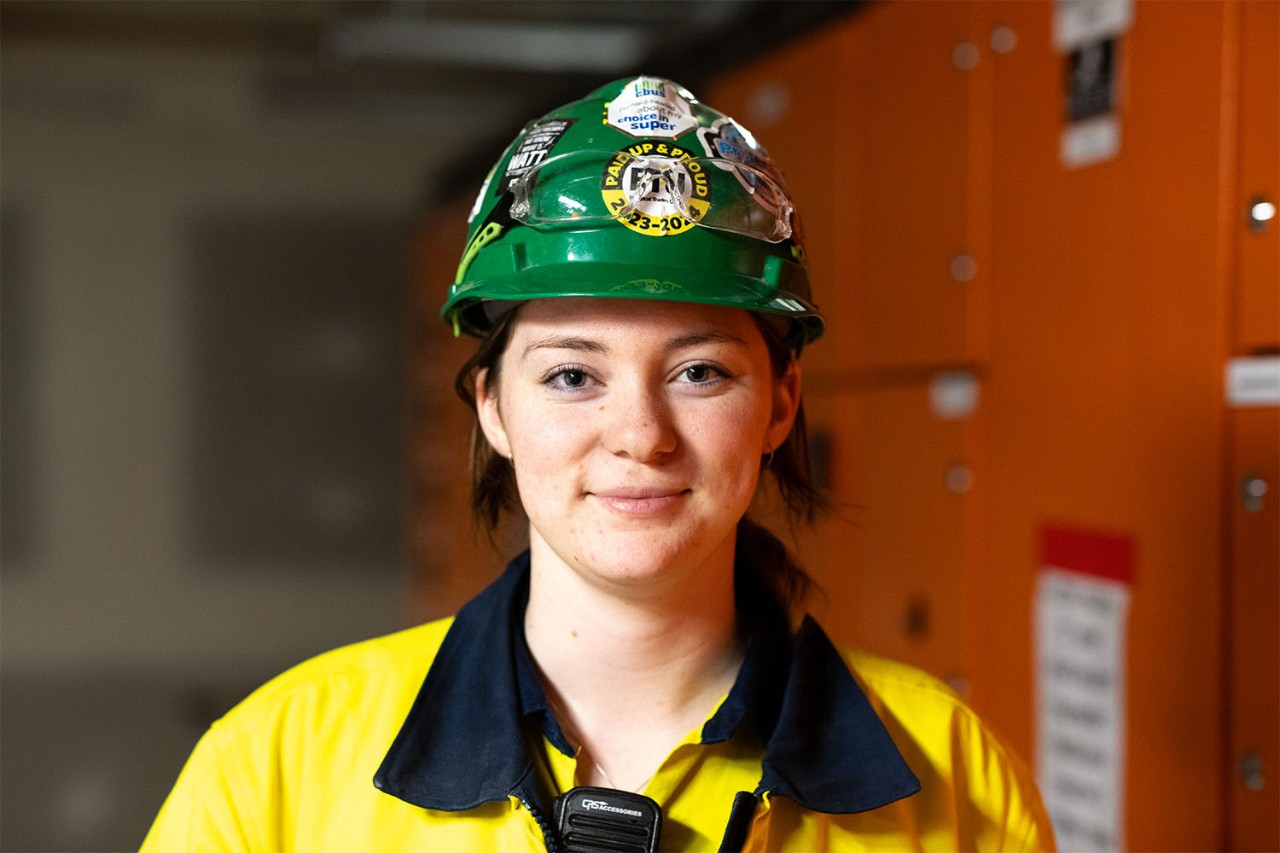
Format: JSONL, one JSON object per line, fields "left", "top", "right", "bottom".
{"left": 718, "top": 791, "right": 759, "bottom": 853}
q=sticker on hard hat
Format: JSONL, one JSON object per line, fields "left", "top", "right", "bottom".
{"left": 499, "top": 118, "right": 577, "bottom": 196}
{"left": 468, "top": 165, "right": 495, "bottom": 224}
{"left": 605, "top": 77, "right": 697, "bottom": 139}
{"left": 600, "top": 143, "right": 710, "bottom": 237}
{"left": 697, "top": 117, "right": 786, "bottom": 216}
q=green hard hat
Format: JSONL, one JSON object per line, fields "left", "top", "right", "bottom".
{"left": 442, "top": 76, "right": 824, "bottom": 349}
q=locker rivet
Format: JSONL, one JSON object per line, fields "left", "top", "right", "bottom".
{"left": 950, "top": 254, "right": 977, "bottom": 282}
{"left": 952, "top": 42, "right": 980, "bottom": 71}
{"left": 990, "top": 26, "right": 1017, "bottom": 54}
{"left": 1242, "top": 475, "right": 1268, "bottom": 513}
{"left": 1248, "top": 197, "right": 1276, "bottom": 232}
{"left": 905, "top": 596, "right": 930, "bottom": 639}
{"left": 946, "top": 466, "right": 973, "bottom": 494}
{"left": 1240, "top": 750, "right": 1265, "bottom": 792}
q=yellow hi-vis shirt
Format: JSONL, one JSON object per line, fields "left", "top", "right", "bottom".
{"left": 143, "top": 555, "right": 1055, "bottom": 851}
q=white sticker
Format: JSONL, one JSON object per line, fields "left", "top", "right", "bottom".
{"left": 929, "top": 371, "right": 980, "bottom": 420}
{"left": 606, "top": 77, "right": 697, "bottom": 139}
{"left": 1054, "top": 0, "right": 1134, "bottom": 52}
{"left": 697, "top": 117, "right": 786, "bottom": 215}
{"left": 1061, "top": 115, "right": 1121, "bottom": 168}
{"left": 1036, "top": 526, "right": 1134, "bottom": 853}
{"left": 468, "top": 167, "right": 494, "bottom": 224}
{"left": 1227, "top": 356, "right": 1280, "bottom": 407}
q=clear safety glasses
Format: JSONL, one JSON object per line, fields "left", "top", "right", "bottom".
{"left": 508, "top": 149, "right": 794, "bottom": 243}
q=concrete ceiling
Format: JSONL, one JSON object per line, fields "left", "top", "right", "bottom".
{"left": 2, "top": 0, "right": 862, "bottom": 201}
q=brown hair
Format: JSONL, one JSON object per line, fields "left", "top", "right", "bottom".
{"left": 452, "top": 303, "right": 825, "bottom": 614}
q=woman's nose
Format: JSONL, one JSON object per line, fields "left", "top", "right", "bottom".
{"left": 601, "top": 384, "right": 677, "bottom": 462}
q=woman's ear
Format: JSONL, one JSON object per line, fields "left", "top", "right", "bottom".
{"left": 764, "top": 358, "right": 802, "bottom": 454}
{"left": 474, "top": 367, "right": 512, "bottom": 459}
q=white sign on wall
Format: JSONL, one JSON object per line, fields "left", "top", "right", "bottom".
{"left": 1036, "top": 525, "right": 1135, "bottom": 852}
{"left": 1226, "top": 356, "right": 1280, "bottom": 407}
{"left": 1054, "top": 0, "right": 1134, "bottom": 52}
{"left": 1057, "top": 0, "right": 1131, "bottom": 169}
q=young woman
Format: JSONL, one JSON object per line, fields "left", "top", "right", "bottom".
{"left": 144, "top": 77, "right": 1054, "bottom": 851}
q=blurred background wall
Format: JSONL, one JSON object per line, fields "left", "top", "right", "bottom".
{"left": 1, "top": 1, "right": 1276, "bottom": 851}
{"left": 0, "top": 13, "right": 433, "bottom": 851}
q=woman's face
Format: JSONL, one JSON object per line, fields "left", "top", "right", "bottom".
{"left": 476, "top": 298, "right": 799, "bottom": 595}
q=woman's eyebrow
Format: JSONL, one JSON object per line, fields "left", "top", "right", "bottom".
{"left": 666, "top": 330, "right": 749, "bottom": 351}
{"left": 522, "top": 336, "right": 608, "bottom": 357}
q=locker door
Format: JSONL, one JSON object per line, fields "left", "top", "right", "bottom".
{"left": 856, "top": 0, "right": 982, "bottom": 371}
{"left": 1235, "top": 0, "right": 1279, "bottom": 353}
{"left": 1226, "top": 5, "right": 1279, "bottom": 844}
{"left": 803, "top": 380, "right": 977, "bottom": 683}
{"left": 1227, "top": 404, "right": 1280, "bottom": 850}
{"left": 794, "top": 389, "right": 865, "bottom": 645}
{"left": 983, "top": 2, "right": 1235, "bottom": 847}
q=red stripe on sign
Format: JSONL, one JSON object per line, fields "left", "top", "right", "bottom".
{"left": 1039, "top": 524, "right": 1136, "bottom": 586}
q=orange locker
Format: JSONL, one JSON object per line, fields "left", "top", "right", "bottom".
{"left": 1226, "top": 5, "right": 1279, "bottom": 847}
{"left": 1234, "top": 0, "right": 1279, "bottom": 353}
{"left": 701, "top": 0, "right": 1277, "bottom": 849}
{"left": 1226, "top": 403, "right": 1280, "bottom": 849}
{"left": 708, "top": 3, "right": 992, "bottom": 377}
{"left": 788, "top": 389, "right": 864, "bottom": 644}
{"left": 803, "top": 377, "right": 981, "bottom": 684}
{"left": 855, "top": 0, "right": 988, "bottom": 372}
{"left": 978, "top": 2, "right": 1258, "bottom": 848}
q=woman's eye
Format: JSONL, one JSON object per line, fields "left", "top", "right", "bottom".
{"left": 682, "top": 364, "right": 722, "bottom": 384}
{"left": 543, "top": 366, "right": 592, "bottom": 390}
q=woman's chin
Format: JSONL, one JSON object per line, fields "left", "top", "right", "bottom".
{"left": 541, "top": 529, "right": 736, "bottom": 595}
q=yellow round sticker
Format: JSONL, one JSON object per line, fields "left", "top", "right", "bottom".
{"left": 599, "top": 143, "right": 710, "bottom": 237}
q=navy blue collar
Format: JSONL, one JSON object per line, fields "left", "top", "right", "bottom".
{"left": 374, "top": 552, "right": 920, "bottom": 815}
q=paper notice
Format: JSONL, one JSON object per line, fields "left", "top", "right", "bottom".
{"left": 1036, "top": 525, "right": 1135, "bottom": 851}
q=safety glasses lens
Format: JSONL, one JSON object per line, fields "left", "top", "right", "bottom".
{"left": 509, "top": 151, "right": 792, "bottom": 243}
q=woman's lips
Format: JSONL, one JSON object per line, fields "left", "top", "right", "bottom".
{"left": 590, "top": 488, "right": 690, "bottom": 516}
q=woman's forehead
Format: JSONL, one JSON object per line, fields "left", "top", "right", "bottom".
{"left": 511, "top": 297, "right": 763, "bottom": 341}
